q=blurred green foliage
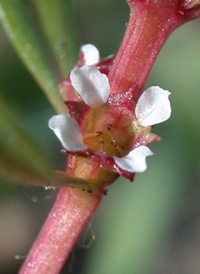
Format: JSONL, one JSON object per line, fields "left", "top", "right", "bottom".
{"left": 0, "top": 95, "right": 52, "bottom": 186}
{"left": 0, "top": 0, "right": 200, "bottom": 273}
{"left": 0, "top": 0, "right": 78, "bottom": 114}
{"left": 0, "top": 0, "right": 82, "bottom": 188}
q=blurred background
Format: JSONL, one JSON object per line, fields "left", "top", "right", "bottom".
{"left": 0, "top": 0, "right": 200, "bottom": 273}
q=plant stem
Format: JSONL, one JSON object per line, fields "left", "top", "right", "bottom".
{"left": 19, "top": 187, "right": 103, "bottom": 274}
{"left": 18, "top": 1, "right": 200, "bottom": 273}
{"left": 108, "top": 0, "right": 200, "bottom": 100}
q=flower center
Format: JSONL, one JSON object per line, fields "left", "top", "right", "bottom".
{"left": 81, "top": 105, "right": 136, "bottom": 157}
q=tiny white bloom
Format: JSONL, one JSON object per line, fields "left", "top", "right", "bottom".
{"left": 70, "top": 65, "right": 110, "bottom": 107}
{"left": 48, "top": 115, "right": 87, "bottom": 151}
{"left": 49, "top": 47, "right": 172, "bottom": 176}
{"left": 135, "top": 86, "right": 171, "bottom": 126}
{"left": 81, "top": 44, "right": 100, "bottom": 65}
{"left": 113, "top": 146, "right": 153, "bottom": 173}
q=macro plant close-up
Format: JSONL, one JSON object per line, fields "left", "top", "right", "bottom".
{"left": 0, "top": 0, "right": 200, "bottom": 273}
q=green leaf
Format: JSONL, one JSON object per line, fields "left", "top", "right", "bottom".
{"left": 0, "top": 96, "right": 94, "bottom": 190}
{"left": 0, "top": 95, "right": 52, "bottom": 185}
{"left": 49, "top": 171, "right": 96, "bottom": 192}
{"left": 0, "top": 0, "right": 79, "bottom": 113}
{"left": 32, "top": 0, "right": 79, "bottom": 79}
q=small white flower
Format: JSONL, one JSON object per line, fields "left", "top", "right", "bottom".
{"left": 48, "top": 115, "right": 87, "bottom": 151}
{"left": 80, "top": 44, "right": 100, "bottom": 65}
{"left": 49, "top": 57, "right": 172, "bottom": 175}
{"left": 135, "top": 86, "right": 171, "bottom": 126}
{"left": 70, "top": 65, "right": 110, "bottom": 107}
{"left": 113, "top": 146, "right": 153, "bottom": 173}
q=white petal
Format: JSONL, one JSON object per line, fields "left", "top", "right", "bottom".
{"left": 135, "top": 86, "right": 171, "bottom": 126}
{"left": 70, "top": 65, "right": 110, "bottom": 107}
{"left": 113, "top": 146, "right": 153, "bottom": 173}
{"left": 48, "top": 115, "right": 87, "bottom": 151}
{"left": 80, "top": 44, "right": 99, "bottom": 65}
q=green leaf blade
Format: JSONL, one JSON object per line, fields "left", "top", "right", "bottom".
{"left": 33, "top": 0, "right": 79, "bottom": 79}
{"left": 0, "top": 95, "right": 52, "bottom": 186}
{"left": 0, "top": 0, "right": 79, "bottom": 113}
{"left": 0, "top": 96, "right": 94, "bottom": 190}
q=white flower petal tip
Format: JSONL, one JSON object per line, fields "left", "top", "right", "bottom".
{"left": 113, "top": 146, "right": 153, "bottom": 173}
{"left": 135, "top": 86, "right": 172, "bottom": 127}
{"left": 80, "top": 44, "right": 100, "bottom": 65}
{"left": 70, "top": 65, "right": 110, "bottom": 107}
{"left": 48, "top": 115, "right": 87, "bottom": 151}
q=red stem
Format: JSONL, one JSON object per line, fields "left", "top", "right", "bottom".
{"left": 108, "top": 0, "right": 200, "bottom": 100}
{"left": 19, "top": 1, "right": 200, "bottom": 273}
{"left": 19, "top": 188, "right": 103, "bottom": 274}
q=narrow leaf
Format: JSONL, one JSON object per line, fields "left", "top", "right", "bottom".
{"left": 32, "top": 0, "right": 79, "bottom": 79}
{"left": 45, "top": 171, "right": 96, "bottom": 192}
{"left": 2, "top": 169, "right": 96, "bottom": 192}
{"left": 0, "top": 96, "right": 94, "bottom": 190}
{"left": 0, "top": 96, "right": 52, "bottom": 185}
{"left": 0, "top": 0, "right": 78, "bottom": 113}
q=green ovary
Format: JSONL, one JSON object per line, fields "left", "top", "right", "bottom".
{"left": 82, "top": 105, "right": 135, "bottom": 157}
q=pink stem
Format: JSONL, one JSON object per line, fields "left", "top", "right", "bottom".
{"left": 18, "top": 1, "right": 200, "bottom": 274}
{"left": 108, "top": 0, "right": 200, "bottom": 100}
{"left": 19, "top": 187, "right": 103, "bottom": 274}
